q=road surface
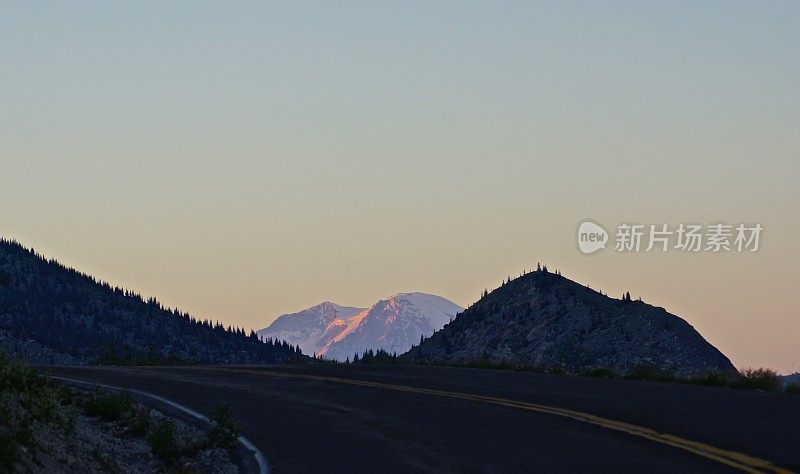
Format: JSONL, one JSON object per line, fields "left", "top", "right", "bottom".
{"left": 42, "top": 364, "right": 799, "bottom": 473}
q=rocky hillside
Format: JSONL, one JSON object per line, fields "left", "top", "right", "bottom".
{"left": 0, "top": 239, "right": 301, "bottom": 365}
{"left": 405, "top": 269, "right": 738, "bottom": 378}
{"left": 0, "top": 349, "right": 238, "bottom": 472}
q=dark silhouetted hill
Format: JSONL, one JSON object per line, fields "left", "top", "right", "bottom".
{"left": 405, "top": 268, "right": 738, "bottom": 378}
{"left": 0, "top": 239, "right": 301, "bottom": 365}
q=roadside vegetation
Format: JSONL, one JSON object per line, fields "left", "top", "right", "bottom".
{"left": 312, "top": 348, "right": 402, "bottom": 364}
{"left": 340, "top": 349, "right": 797, "bottom": 394}
{"left": 0, "top": 349, "right": 240, "bottom": 472}
{"left": 613, "top": 364, "right": 784, "bottom": 390}
{"left": 0, "top": 350, "right": 64, "bottom": 471}
{"left": 580, "top": 364, "right": 793, "bottom": 393}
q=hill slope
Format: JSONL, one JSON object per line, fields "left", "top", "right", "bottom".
{"left": 405, "top": 269, "right": 737, "bottom": 378}
{"left": 0, "top": 239, "right": 301, "bottom": 364}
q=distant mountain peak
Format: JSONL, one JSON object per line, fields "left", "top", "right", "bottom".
{"left": 256, "top": 301, "right": 366, "bottom": 356}
{"left": 258, "top": 292, "right": 463, "bottom": 361}
{"left": 386, "top": 291, "right": 431, "bottom": 299}
{"left": 317, "top": 292, "right": 463, "bottom": 361}
{"left": 315, "top": 300, "right": 344, "bottom": 308}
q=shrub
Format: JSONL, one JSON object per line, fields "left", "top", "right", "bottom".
{"left": 785, "top": 384, "right": 800, "bottom": 394}
{"left": 56, "top": 384, "right": 75, "bottom": 405}
{"left": 625, "top": 364, "right": 675, "bottom": 382}
{"left": 91, "top": 445, "right": 118, "bottom": 472}
{"left": 581, "top": 368, "right": 617, "bottom": 378}
{"left": 0, "top": 349, "right": 72, "bottom": 468}
{"left": 61, "top": 406, "right": 77, "bottom": 436}
{"left": 126, "top": 406, "right": 150, "bottom": 437}
{"left": 690, "top": 373, "right": 731, "bottom": 387}
{"left": 13, "top": 414, "right": 34, "bottom": 448}
{"left": 30, "top": 386, "right": 60, "bottom": 423}
{"left": 83, "top": 392, "right": 133, "bottom": 422}
{"left": 208, "top": 404, "right": 239, "bottom": 448}
{"left": 548, "top": 365, "right": 566, "bottom": 375}
{"left": 148, "top": 419, "right": 179, "bottom": 464}
{"left": 732, "top": 368, "right": 781, "bottom": 392}
{"left": 0, "top": 353, "right": 37, "bottom": 394}
{"left": 0, "top": 432, "right": 17, "bottom": 471}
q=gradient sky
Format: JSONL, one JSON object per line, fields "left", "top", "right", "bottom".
{"left": 2, "top": 2, "right": 798, "bottom": 373}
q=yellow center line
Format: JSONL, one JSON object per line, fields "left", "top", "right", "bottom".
{"left": 199, "top": 367, "right": 793, "bottom": 474}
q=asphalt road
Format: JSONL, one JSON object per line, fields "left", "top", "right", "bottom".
{"left": 42, "top": 364, "right": 799, "bottom": 473}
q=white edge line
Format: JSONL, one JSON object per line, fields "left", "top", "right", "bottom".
{"left": 51, "top": 376, "right": 270, "bottom": 474}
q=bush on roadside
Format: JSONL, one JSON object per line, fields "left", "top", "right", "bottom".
{"left": 83, "top": 392, "right": 134, "bottom": 422}
{"left": 0, "top": 352, "right": 38, "bottom": 396}
{"left": 148, "top": 419, "right": 179, "bottom": 464}
{"left": 0, "top": 349, "right": 243, "bottom": 471}
{"left": 13, "top": 415, "right": 34, "bottom": 448}
{"left": 208, "top": 404, "right": 240, "bottom": 448}
{"left": 56, "top": 384, "right": 75, "bottom": 405}
{"left": 0, "top": 432, "right": 17, "bottom": 471}
{"left": 90, "top": 445, "right": 118, "bottom": 472}
{"left": 581, "top": 368, "right": 617, "bottom": 378}
{"left": 689, "top": 372, "right": 731, "bottom": 387}
{"left": 29, "top": 386, "right": 60, "bottom": 424}
{"left": 624, "top": 364, "right": 675, "bottom": 382}
{"left": 127, "top": 405, "right": 151, "bottom": 437}
{"left": 732, "top": 368, "right": 781, "bottom": 392}
{"left": 0, "top": 348, "right": 75, "bottom": 467}
{"left": 785, "top": 384, "right": 800, "bottom": 394}
{"left": 61, "top": 405, "right": 78, "bottom": 436}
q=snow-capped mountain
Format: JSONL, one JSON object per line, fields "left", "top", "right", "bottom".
{"left": 782, "top": 373, "right": 800, "bottom": 388}
{"left": 258, "top": 293, "right": 463, "bottom": 362}
{"left": 318, "top": 293, "right": 463, "bottom": 362}
{"left": 256, "top": 302, "right": 366, "bottom": 357}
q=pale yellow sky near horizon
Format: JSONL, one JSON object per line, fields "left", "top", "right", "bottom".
{"left": 2, "top": 3, "right": 798, "bottom": 373}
